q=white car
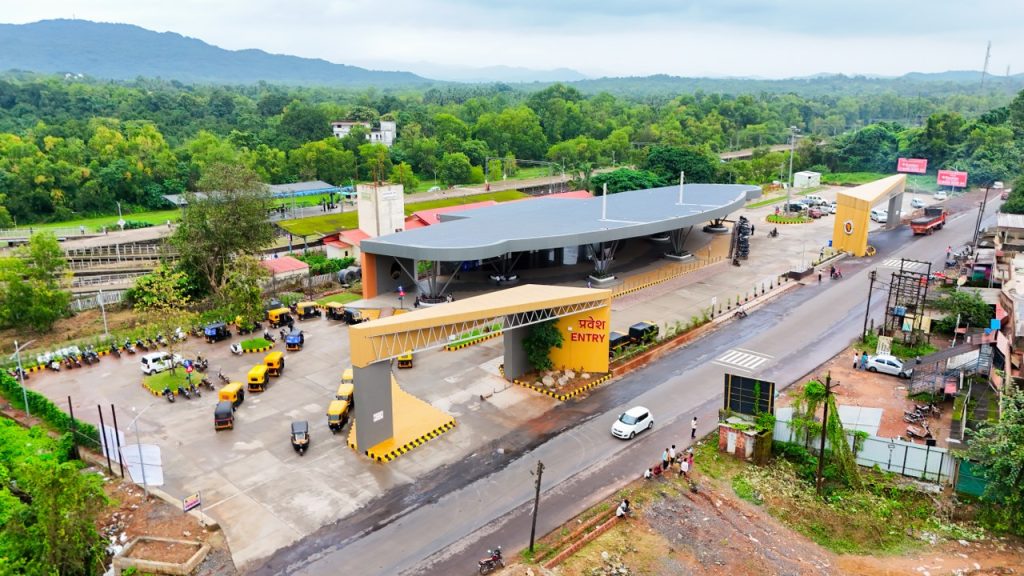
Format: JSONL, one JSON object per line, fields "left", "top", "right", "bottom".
{"left": 140, "top": 352, "right": 183, "bottom": 375}
{"left": 826, "top": 201, "right": 837, "bottom": 214}
{"left": 910, "top": 198, "right": 925, "bottom": 209}
{"left": 870, "top": 208, "right": 888, "bottom": 223}
{"left": 611, "top": 406, "right": 654, "bottom": 439}
{"left": 866, "top": 354, "right": 913, "bottom": 379}
{"left": 428, "top": 186, "right": 442, "bottom": 193}
{"left": 933, "top": 191, "right": 947, "bottom": 201}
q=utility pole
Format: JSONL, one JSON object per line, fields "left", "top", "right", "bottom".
{"left": 980, "top": 40, "right": 992, "bottom": 88}
{"left": 815, "top": 373, "right": 837, "bottom": 497}
{"left": 528, "top": 460, "right": 545, "bottom": 553}
{"left": 972, "top": 187, "right": 991, "bottom": 253}
{"left": 862, "top": 270, "right": 877, "bottom": 343}
{"left": 785, "top": 126, "right": 798, "bottom": 214}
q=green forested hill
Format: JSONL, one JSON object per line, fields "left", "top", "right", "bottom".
{"left": 0, "top": 19, "right": 429, "bottom": 87}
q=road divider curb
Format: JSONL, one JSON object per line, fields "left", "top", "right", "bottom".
{"left": 352, "top": 419, "right": 457, "bottom": 463}
{"left": 444, "top": 331, "right": 501, "bottom": 351}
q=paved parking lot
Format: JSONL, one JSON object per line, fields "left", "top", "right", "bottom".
{"left": 29, "top": 315, "right": 552, "bottom": 567}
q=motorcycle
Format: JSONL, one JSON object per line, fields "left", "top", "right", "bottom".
{"left": 136, "top": 339, "right": 149, "bottom": 352}
{"left": 906, "top": 423, "right": 932, "bottom": 440}
{"left": 478, "top": 547, "right": 503, "bottom": 575}
{"left": 163, "top": 386, "right": 176, "bottom": 403}
{"left": 264, "top": 331, "right": 277, "bottom": 343}
{"left": 124, "top": 340, "right": 136, "bottom": 355}
{"left": 63, "top": 356, "right": 75, "bottom": 370}
{"left": 178, "top": 385, "right": 191, "bottom": 400}
{"left": 7, "top": 367, "right": 28, "bottom": 380}
{"left": 49, "top": 360, "right": 61, "bottom": 372}
{"left": 768, "top": 227, "right": 779, "bottom": 238}
{"left": 145, "top": 337, "right": 157, "bottom": 350}
{"left": 189, "top": 383, "right": 201, "bottom": 398}
{"left": 217, "top": 371, "right": 230, "bottom": 385}
{"left": 195, "top": 355, "right": 209, "bottom": 372}
{"left": 84, "top": 347, "right": 100, "bottom": 365}
{"left": 173, "top": 327, "right": 187, "bottom": 342}
{"left": 71, "top": 354, "right": 82, "bottom": 368}
{"left": 200, "top": 376, "right": 215, "bottom": 391}
{"left": 734, "top": 309, "right": 748, "bottom": 319}
{"left": 110, "top": 343, "right": 122, "bottom": 358}
{"left": 155, "top": 333, "right": 168, "bottom": 347}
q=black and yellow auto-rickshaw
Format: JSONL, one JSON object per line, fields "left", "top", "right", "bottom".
{"left": 247, "top": 364, "right": 269, "bottom": 392}
{"left": 628, "top": 321, "right": 659, "bottom": 345}
{"left": 218, "top": 382, "right": 244, "bottom": 409}
{"left": 267, "top": 307, "right": 294, "bottom": 328}
{"left": 264, "top": 351, "right": 284, "bottom": 376}
{"left": 285, "top": 330, "right": 305, "bottom": 351}
{"left": 335, "top": 381, "right": 354, "bottom": 408}
{"left": 214, "top": 401, "right": 235, "bottom": 430}
{"left": 608, "top": 331, "right": 631, "bottom": 359}
{"left": 325, "top": 302, "right": 346, "bottom": 321}
{"left": 397, "top": 351, "right": 413, "bottom": 369}
{"left": 296, "top": 301, "right": 322, "bottom": 320}
{"left": 290, "top": 420, "right": 310, "bottom": 455}
{"left": 327, "top": 399, "right": 349, "bottom": 433}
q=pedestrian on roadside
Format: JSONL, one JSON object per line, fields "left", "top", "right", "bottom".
{"left": 680, "top": 455, "right": 690, "bottom": 478}
{"left": 818, "top": 272, "right": 822, "bottom": 284}
{"left": 691, "top": 416, "right": 698, "bottom": 439}
{"left": 643, "top": 468, "right": 653, "bottom": 480}
{"left": 853, "top": 352, "right": 859, "bottom": 369}
{"left": 860, "top": 352, "right": 868, "bottom": 370}
{"left": 687, "top": 451, "right": 695, "bottom": 474}
{"left": 669, "top": 444, "right": 677, "bottom": 466}
{"left": 750, "top": 224, "right": 755, "bottom": 235}
{"left": 661, "top": 448, "right": 669, "bottom": 471}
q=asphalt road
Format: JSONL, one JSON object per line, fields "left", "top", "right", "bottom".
{"left": 252, "top": 196, "right": 999, "bottom": 576}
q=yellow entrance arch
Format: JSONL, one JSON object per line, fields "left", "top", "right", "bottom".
{"left": 347, "top": 284, "right": 612, "bottom": 461}
{"left": 831, "top": 174, "right": 906, "bottom": 256}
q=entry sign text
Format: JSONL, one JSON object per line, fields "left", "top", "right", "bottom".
{"left": 571, "top": 316, "right": 606, "bottom": 343}
{"left": 897, "top": 158, "right": 928, "bottom": 174}
{"left": 876, "top": 335, "right": 892, "bottom": 357}
{"left": 937, "top": 170, "right": 968, "bottom": 188}
{"left": 183, "top": 492, "right": 201, "bottom": 513}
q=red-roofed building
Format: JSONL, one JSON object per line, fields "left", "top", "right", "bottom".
{"left": 406, "top": 201, "right": 498, "bottom": 227}
{"left": 323, "top": 229, "right": 370, "bottom": 260}
{"left": 259, "top": 255, "right": 309, "bottom": 283}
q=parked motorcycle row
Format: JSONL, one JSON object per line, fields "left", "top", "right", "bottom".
{"left": 904, "top": 402, "right": 942, "bottom": 440}
{"left": 20, "top": 328, "right": 195, "bottom": 373}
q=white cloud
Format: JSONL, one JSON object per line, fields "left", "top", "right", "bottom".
{"left": 2, "top": 0, "right": 1021, "bottom": 78}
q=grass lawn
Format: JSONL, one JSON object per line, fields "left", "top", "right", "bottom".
{"left": 315, "top": 292, "right": 361, "bottom": 305}
{"left": 277, "top": 190, "right": 528, "bottom": 236}
{"left": 240, "top": 338, "right": 272, "bottom": 351}
{"left": 822, "top": 172, "right": 940, "bottom": 192}
{"left": 27, "top": 209, "right": 181, "bottom": 233}
{"left": 143, "top": 370, "right": 193, "bottom": 394}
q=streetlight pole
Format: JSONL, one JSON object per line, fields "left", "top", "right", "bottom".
{"left": 126, "top": 402, "right": 157, "bottom": 499}
{"left": 11, "top": 340, "right": 35, "bottom": 417}
{"left": 786, "top": 126, "right": 798, "bottom": 215}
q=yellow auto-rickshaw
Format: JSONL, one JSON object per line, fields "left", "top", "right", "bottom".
{"left": 264, "top": 351, "right": 284, "bottom": 377}
{"left": 397, "top": 351, "right": 413, "bottom": 369}
{"left": 335, "top": 382, "right": 354, "bottom": 409}
{"left": 218, "top": 382, "right": 245, "bottom": 409}
{"left": 325, "top": 302, "right": 346, "bottom": 321}
{"left": 327, "top": 399, "right": 349, "bottom": 433}
{"left": 267, "top": 307, "right": 293, "bottom": 328}
{"left": 296, "top": 301, "right": 322, "bottom": 320}
{"left": 341, "top": 367, "right": 354, "bottom": 386}
{"left": 247, "top": 364, "right": 269, "bottom": 393}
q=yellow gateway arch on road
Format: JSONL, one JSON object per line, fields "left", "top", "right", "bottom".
{"left": 831, "top": 174, "right": 907, "bottom": 256}
{"left": 347, "top": 284, "right": 612, "bottom": 462}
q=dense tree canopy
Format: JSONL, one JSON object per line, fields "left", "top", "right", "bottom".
{"left": 0, "top": 74, "right": 1020, "bottom": 225}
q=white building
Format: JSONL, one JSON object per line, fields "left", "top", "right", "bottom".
{"left": 331, "top": 120, "right": 397, "bottom": 147}
{"left": 793, "top": 171, "right": 822, "bottom": 189}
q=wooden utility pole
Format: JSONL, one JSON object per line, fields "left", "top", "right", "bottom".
{"left": 862, "top": 270, "right": 877, "bottom": 342}
{"left": 529, "top": 460, "right": 545, "bottom": 553}
{"left": 816, "top": 373, "right": 838, "bottom": 496}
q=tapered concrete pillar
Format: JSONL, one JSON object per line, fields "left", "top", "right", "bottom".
{"left": 502, "top": 325, "right": 530, "bottom": 380}
{"left": 353, "top": 361, "right": 394, "bottom": 451}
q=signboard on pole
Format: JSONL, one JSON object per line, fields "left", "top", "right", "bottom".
{"left": 897, "top": 158, "right": 928, "bottom": 174}
{"left": 937, "top": 170, "right": 968, "bottom": 188}
{"left": 183, "top": 492, "right": 202, "bottom": 513}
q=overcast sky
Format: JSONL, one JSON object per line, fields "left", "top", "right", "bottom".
{"left": 4, "top": 0, "right": 1022, "bottom": 78}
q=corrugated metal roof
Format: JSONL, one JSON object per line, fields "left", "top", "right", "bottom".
{"left": 997, "top": 213, "right": 1024, "bottom": 230}
{"left": 259, "top": 256, "right": 309, "bottom": 274}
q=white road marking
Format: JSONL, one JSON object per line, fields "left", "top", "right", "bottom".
{"left": 712, "top": 349, "right": 771, "bottom": 372}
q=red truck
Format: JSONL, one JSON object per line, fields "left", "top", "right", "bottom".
{"left": 911, "top": 207, "right": 947, "bottom": 235}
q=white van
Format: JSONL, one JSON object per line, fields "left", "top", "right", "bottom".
{"left": 803, "top": 194, "right": 826, "bottom": 207}
{"left": 140, "top": 352, "right": 182, "bottom": 375}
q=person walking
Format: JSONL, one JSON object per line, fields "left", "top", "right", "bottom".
{"left": 860, "top": 352, "right": 868, "bottom": 370}
{"left": 661, "top": 448, "right": 669, "bottom": 471}
{"left": 669, "top": 444, "right": 677, "bottom": 467}
{"left": 750, "top": 224, "right": 755, "bottom": 235}
{"left": 853, "top": 352, "right": 859, "bottom": 369}
{"left": 679, "top": 455, "right": 690, "bottom": 478}
{"left": 691, "top": 416, "right": 698, "bottom": 439}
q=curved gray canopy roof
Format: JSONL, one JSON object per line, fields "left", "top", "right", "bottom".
{"left": 360, "top": 183, "right": 760, "bottom": 262}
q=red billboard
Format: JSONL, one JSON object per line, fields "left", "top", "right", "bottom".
{"left": 937, "top": 170, "right": 968, "bottom": 188}
{"left": 897, "top": 158, "right": 928, "bottom": 174}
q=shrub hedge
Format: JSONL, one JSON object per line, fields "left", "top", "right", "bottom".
{"left": 0, "top": 372, "right": 100, "bottom": 450}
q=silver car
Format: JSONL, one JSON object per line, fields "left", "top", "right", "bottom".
{"left": 866, "top": 354, "right": 912, "bottom": 378}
